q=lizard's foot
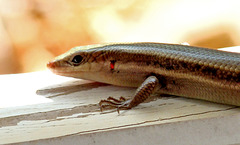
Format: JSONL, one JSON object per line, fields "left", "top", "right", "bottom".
{"left": 99, "top": 96, "right": 131, "bottom": 113}
{"left": 99, "top": 76, "right": 159, "bottom": 113}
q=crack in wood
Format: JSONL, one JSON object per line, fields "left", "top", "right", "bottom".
{"left": 0, "top": 104, "right": 100, "bottom": 128}
{"left": 69, "top": 106, "right": 239, "bottom": 135}
{"left": 36, "top": 82, "right": 109, "bottom": 98}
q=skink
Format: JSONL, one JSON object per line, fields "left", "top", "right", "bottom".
{"left": 47, "top": 43, "right": 240, "bottom": 111}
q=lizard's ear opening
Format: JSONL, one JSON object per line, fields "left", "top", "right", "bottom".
{"left": 71, "top": 55, "right": 83, "bottom": 65}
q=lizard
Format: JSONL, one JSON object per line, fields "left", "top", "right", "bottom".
{"left": 47, "top": 42, "right": 240, "bottom": 112}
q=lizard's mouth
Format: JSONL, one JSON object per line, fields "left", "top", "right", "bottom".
{"left": 47, "top": 61, "right": 83, "bottom": 77}
{"left": 48, "top": 68, "right": 82, "bottom": 78}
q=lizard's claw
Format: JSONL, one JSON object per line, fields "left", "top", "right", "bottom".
{"left": 99, "top": 96, "right": 131, "bottom": 113}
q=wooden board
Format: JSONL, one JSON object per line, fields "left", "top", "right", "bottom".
{"left": 1, "top": 70, "right": 240, "bottom": 145}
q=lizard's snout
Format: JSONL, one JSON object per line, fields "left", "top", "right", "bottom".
{"left": 47, "top": 61, "right": 56, "bottom": 69}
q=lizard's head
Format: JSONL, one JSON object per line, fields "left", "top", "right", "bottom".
{"left": 47, "top": 44, "right": 109, "bottom": 80}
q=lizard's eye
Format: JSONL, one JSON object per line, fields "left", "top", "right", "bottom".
{"left": 72, "top": 55, "right": 83, "bottom": 64}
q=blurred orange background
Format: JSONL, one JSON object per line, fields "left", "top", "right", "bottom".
{"left": 0, "top": 0, "right": 240, "bottom": 74}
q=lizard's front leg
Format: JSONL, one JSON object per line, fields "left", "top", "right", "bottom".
{"left": 99, "top": 76, "right": 161, "bottom": 112}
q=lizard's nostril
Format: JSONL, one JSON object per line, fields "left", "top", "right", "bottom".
{"left": 47, "top": 61, "right": 55, "bottom": 68}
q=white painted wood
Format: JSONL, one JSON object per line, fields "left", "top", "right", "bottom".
{"left": 0, "top": 47, "right": 240, "bottom": 145}
{"left": 219, "top": 46, "right": 240, "bottom": 53}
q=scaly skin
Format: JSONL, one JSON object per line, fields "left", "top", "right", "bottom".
{"left": 47, "top": 43, "right": 240, "bottom": 110}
